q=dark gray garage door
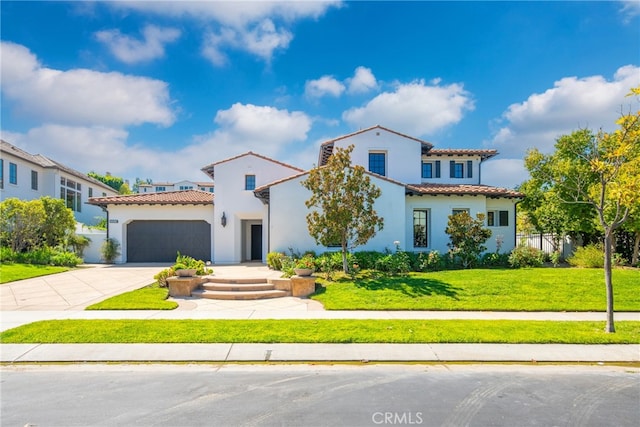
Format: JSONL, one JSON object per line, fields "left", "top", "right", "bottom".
{"left": 127, "top": 220, "right": 211, "bottom": 262}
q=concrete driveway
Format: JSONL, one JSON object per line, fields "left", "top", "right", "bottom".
{"left": 1, "top": 264, "right": 168, "bottom": 311}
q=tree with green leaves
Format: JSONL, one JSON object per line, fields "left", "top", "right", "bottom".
{"left": 40, "top": 196, "right": 76, "bottom": 247}
{"left": 301, "top": 144, "right": 384, "bottom": 273}
{"left": 445, "top": 211, "right": 492, "bottom": 268}
{"left": 88, "top": 171, "right": 131, "bottom": 194}
{"left": 524, "top": 89, "right": 640, "bottom": 332}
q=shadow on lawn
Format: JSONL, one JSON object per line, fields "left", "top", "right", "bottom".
{"left": 355, "top": 273, "right": 460, "bottom": 298}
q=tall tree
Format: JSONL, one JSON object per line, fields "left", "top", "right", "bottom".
{"left": 524, "top": 92, "right": 640, "bottom": 332}
{"left": 301, "top": 144, "right": 384, "bottom": 273}
{"left": 445, "top": 211, "right": 492, "bottom": 268}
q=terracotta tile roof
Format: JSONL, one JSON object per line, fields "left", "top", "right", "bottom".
{"left": 406, "top": 183, "right": 523, "bottom": 198}
{"left": 425, "top": 149, "right": 498, "bottom": 160}
{"left": 88, "top": 190, "right": 214, "bottom": 207}
{"left": 319, "top": 125, "right": 434, "bottom": 165}
{"left": 1, "top": 139, "right": 117, "bottom": 194}
{"left": 200, "top": 151, "right": 304, "bottom": 180}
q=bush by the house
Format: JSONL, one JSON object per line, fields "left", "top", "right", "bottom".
{"left": 508, "top": 245, "right": 545, "bottom": 268}
{"left": 100, "top": 238, "right": 121, "bottom": 264}
{"left": 445, "top": 211, "right": 492, "bottom": 269}
{"left": 0, "top": 246, "right": 82, "bottom": 267}
{"left": 480, "top": 252, "right": 510, "bottom": 268}
{"left": 267, "top": 252, "right": 286, "bottom": 270}
{"left": 375, "top": 251, "right": 411, "bottom": 275}
{"left": 567, "top": 244, "right": 604, "bottom": 268}
{"left": 154, "top": 252, "right": 213, "bottom": 287}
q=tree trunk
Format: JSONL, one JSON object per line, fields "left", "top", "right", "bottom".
{"left": 603, "top": 230, "right": 615, "bottom": 333}
{"left": 632, "top": 232, "right": 640, "bottom": 266}
{"left": 341, "top": 242, "right": 349, "bottom": 274}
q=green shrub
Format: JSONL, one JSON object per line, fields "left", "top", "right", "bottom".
{"left": 508, "top": 245, "right": 545, "bottom": 268}
{"left": 50, "top": 251, "right": 82, "bottom": 267}
{"left": 480, "top": 252, "right": 510, "bottom": 268}
{"left": 20, "top": 247, "right": 55, "bottom": 265}
{"left": 352, "top": 251, "right": 384, "bottom": 270}
{"left": 175, "top": 252, "right": 212, "bottom": 275}
{"left": 567, "top": 244, "right": 604, "bottom": 268}
{"left": 154, "top": 267, "right": 175, "bottom": 287}
{"left": 267, "top": 252, "right": 286, "bottom": 270}
{"left": 0, "top": 246, "right": 16, "bottom": 263}
{"left": 416, "top": 250, "right": 446, "bottom": 271}
{"left": 375, "top": 251, "right": 411, "bottom": 275}
{"left": 101, "top": 238, "right": 121, "bottom": 264}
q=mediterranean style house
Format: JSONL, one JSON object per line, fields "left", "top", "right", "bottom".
{"left": 88, "top": 126, "right": 522, "bottom": 264}
{"left": 0, "top": 140, "right": 118, "bottom": 225}
{"left": 137, "top": 180, "right": 214, "bottom": 194}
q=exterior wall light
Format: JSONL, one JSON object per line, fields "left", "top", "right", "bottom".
{"left": 221, "top": 211, "right": 227, "bottom": 227}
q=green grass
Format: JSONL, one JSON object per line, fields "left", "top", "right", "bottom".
{"left": 1, "top": 319, "right": 638, "bottom": 344}
{"left": 311, "top": 268, "right": 640, "bottom": 311}
{"left": 86, "top": 284, "right": 178, "bottom": 310}
{"left": 0, "top": 263, "right": 70, "bottom": 284}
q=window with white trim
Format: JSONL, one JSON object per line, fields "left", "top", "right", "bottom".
{"left": 368, "top": 152, "right": 386, "bottom": 176}
{"left": 245, "top": 175, "right": 256, "bottom": 190}
{"left": 31, "top": 170, "right": 38, "bottom": 190}
{"left": 60, "top": 177, "right": 82, "bottom": 212}
{"left": 487, "top": 210, "right": 509, "bottom": 226}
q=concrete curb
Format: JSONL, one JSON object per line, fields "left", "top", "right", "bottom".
{"left": 2, "top": 343, "right": 639, "bottom": 363}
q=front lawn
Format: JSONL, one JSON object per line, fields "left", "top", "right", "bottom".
{"left": 0, "top": 263, "right": 70, "bottom": 284}
{"left": 311, "top": 268, "right": 640, "bottom": 311}
{"left": 85, "top": 284, "right": 178, "bottom": 310}
{"left": 1, "top": 319, "right": 638, "bottom": 344}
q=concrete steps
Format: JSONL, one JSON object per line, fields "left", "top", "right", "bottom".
{"left": 193, "top": 276, "right": 288, "bottom": 300}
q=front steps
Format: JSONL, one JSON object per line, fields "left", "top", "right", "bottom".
{"left": 192, "top": 276, "right": 288, "bottom": 300}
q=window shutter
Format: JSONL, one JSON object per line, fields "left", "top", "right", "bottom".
{"left": 467, "top": 160, "right": 473, "bottom": 178}
{"left": 435, "top": 161, "right": 441, "bottom": 178}
{"left": 450, "top": 161, "right": 455, "bottom": 178}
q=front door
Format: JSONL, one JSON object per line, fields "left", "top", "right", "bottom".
{"left": 250, "top": 224, "right": 262, "bottom": 261}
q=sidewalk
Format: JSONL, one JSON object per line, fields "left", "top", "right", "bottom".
{"left": 1, "top": 264, "right": 639, "bottom": 363}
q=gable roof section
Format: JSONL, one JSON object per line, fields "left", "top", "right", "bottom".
{"left": 200, "top": 151, "right": 304, "bottom": 180}
{"left": 1, "top": 140, "right": 117, "bottom": 193}
{"left": 318, "top": 125, "right": 434, "bottom": 165}
{"left": 406, "top": 183, "right": 522, "bottom": 198}
{"left": 88, "top": 190, "right": 214, "bottom": 207}
{"left": 425, "top": 148, "right": 498, "bottom": 161}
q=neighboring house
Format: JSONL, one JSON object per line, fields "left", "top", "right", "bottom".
{"left": 137, "top": 180, "right": 214, "bottom": 193}
{"left": 89, "top": 125, "right": 521, "bottom": 264}
{"left": 0, "top": 140, "right": 118, "bottom": 225}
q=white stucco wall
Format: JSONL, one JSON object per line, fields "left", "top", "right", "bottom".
{"left": 105, "top": 204, "right": 215, "bottom": 264}
{"left": 268, "top": 174, "right": 406, "bottom": 255}
{"left": 420, "top": 155, "right": 482, "bottom": 185}
{"left": 213, "top": 154, "right": 301, "bottom": 264}
{"left": 331, "top": 128, "right": 422, "bottom": 184}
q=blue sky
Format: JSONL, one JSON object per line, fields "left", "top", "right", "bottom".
{"left": 1, "top": 1, "right": 639, "bottom": 189}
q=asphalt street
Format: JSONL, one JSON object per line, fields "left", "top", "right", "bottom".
{"left": 2, "top": 364, "right": 639, "bottom": 427}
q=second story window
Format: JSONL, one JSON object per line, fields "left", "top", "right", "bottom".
{"left": 368, "top": 152, "right": 386, "bottom": 176}
{"left": 9, "top": 162, "right": 17, "bottom": 185}
{"left": 422, "top": 161, "right": 441, "bottom": 179}
{"left": 31, "top": 170, "right": 38, "bottom": 190}
{"left": 450, "top": 160, "right": 473, "bottom": 179}
{"left": 60, "top": 177, "right": 82, "bottom": 212}
{"left": 155, "top": 186, "right": 166, "bottom": 192}
{"left": 179, "top": 185, "right": 193, "bottom": 190}
{"left": 245, "top": 175, "right": 256, "bottom": 190}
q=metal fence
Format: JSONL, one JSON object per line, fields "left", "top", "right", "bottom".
{"left": 516, "top": 233, "right": 574, "bottom": 258}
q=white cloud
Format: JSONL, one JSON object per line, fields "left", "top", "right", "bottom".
{"left": 2, "top": 103, "right": 313, "bottom": 183}
{"left": 305, "top": 75, "right": 345, "bottom": 98}
{"left": 0, "top": 41, "right": 175, "bottom": 127}
{"left": 342, "top": 79, "right": 474, "bottom": 136}
{"left": 347, "top": 66, "right": 377, "bottom": 94}
{"left": 202, "top": 19, "right": 293, "bottom": 65}
{"left": 619, "top": 0, "right": 640, "bottom": 23}
{"left": 486, "top": 65, "right": 640, "bottom": 158}
{"left": 95, "top": 24, "right": 181, "bottom": 64}
{"left": 110, "top": 1, "right": 342, "bottom": 66}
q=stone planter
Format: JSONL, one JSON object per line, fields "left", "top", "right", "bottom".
{"left": 175, "top": 269, "right": 197, "bottom": 277}
{"left": 294, "top": 268, "right": 314, "bottom": 276}
{"left": 167, "top": 276, "right": 202, "bottom": 297}
{"left": 290, "top": 276, "right": 316, "bottom": 297}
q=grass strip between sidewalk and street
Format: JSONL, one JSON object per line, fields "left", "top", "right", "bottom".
{"left": 1, "top": 319, "right": 639, "bottom": 344}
